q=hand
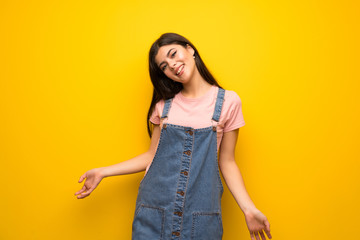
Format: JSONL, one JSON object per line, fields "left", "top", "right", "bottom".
{"left": 244, "top": 209, "right": 272, "bottom": 240}
{"left": 74, "top": 168, "right": 104, "bottom": 199}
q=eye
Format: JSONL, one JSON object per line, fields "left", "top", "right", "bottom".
{"left": 160, "top": 51, "right": 177, "bottom": 71}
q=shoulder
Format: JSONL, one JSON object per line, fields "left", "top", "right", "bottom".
{"left": 152, "top": 99, "right": 165, "bottom": 116}
{"left": 223, "top": 89, "right": 242, "bottom": 107}
{"left": 155, "top": 99, "right": 165, "bottom": 108}
{"left": 220, "top": 88, "right": 246, "bottom": 131}
{"left": 149, "top": 99, "right": 165, "bottom": 124}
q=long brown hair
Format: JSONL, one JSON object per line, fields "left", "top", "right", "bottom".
{"left": 147, "top": 33, "right": 222, "bottom": 138}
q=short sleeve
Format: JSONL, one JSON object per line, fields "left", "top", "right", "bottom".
{"left": 149, "top": 99, "right": 164, "bottom": 125}
{"left": 223, "top": 92, "right": 245, "bottom": 132}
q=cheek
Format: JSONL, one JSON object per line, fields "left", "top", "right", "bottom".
{"left": 164, "top": 69, "right": 173, "bottom": 78}
{"left": 178, "top": 52, "right": 188, "bottom": 62}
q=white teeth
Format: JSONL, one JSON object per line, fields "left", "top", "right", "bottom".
{"left": 177, "top": 65, "right": 184, "bottom": 75}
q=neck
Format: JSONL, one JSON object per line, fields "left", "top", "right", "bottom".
{"left": 181, "top": 69, "right": 213, "bottom": 98}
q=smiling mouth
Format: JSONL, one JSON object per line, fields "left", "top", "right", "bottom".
{"left": 176, "top": 64, "right": 184, "bottom": 76}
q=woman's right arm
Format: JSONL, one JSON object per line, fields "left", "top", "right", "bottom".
{"left": 75, "top": 124, "right": 161, "bottom": 199}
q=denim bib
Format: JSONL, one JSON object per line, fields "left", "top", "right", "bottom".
{"left": 132, "top": 88, "right": 226, "bottom": 240}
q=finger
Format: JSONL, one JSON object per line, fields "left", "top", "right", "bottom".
{"left": 259, "top": 230, "right": 266, "bottom": 240}
{"left": 265, "top": 230, "right": 272, "bottom": 239}
{"left": 264, "top": 220, "right": 272, "bottom": 239}
{"left": 77, "top": 191, "right": 90, "bottom": 199}
{"left": 264, "top": 219, "right": 270, "bottom": 231}
{"left": 86, "top": 187, "right": 95, "bottom": 195}
{"left": 250, "top": 232, "right": 255, "bottom": 240}
{"left": 74, "top": 186, "right": 86, "bottom": 196}
{"left": 254, "top": 232, "right": 260, "bottom": 240}
{"left": 78, "top": 174, "right": 86, "bottom": 183}
{"left": 78, "top": 185, "right": 96, "bottom": 198}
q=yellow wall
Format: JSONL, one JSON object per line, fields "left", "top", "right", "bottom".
{"left": 1, "top": 0, "right": 359, "bottom": 239}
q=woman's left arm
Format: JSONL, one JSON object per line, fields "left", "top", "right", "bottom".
{"left": 219, "top": 129, "right": 272, "bottom": 240}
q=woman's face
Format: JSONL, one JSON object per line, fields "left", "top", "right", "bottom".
{"left": 155, "top": 44, "right": 196, "bottom": 83}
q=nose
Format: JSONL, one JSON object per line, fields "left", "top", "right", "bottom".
{"left": 169, "top": 59, "right": 176, "bottom": 70}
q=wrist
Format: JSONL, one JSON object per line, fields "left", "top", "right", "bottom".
{"left": 243, "top": 207, "right": 260, "bottom": 217}
{"left": 97, "top": 167, "right": 108, "bottom": 178}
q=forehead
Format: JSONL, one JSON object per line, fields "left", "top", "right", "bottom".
{"left": 155, "top": 44, "right": 182, "bottom": 64}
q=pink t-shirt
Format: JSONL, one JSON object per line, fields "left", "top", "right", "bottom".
{"left": 150, "top": 85, "right": 245, "bottom": 151}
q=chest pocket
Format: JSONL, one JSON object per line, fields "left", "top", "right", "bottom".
{"left": 191, "top": 212, "right": 223, "bottom": 240}
{"left": 132, "top": 204, "right": 165, "bottom": 240}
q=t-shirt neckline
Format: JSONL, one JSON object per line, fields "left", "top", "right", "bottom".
{"left": 178, "top": 85, "right": 217, "bottom": 102}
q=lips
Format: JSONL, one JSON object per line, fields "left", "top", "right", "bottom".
{"left": 176, "top": 64, "right": 184, "bottom": 76}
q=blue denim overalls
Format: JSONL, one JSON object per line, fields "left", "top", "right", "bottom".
{"left": 132, "top": 87, "right": 225, "bottom": 240}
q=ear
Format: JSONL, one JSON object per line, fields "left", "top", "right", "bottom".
{"left": 186, "top": 44, "right": 195, "bottom": 56}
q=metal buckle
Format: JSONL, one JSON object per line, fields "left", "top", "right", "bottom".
{"left": 160, "top": 117, "right": 168, "bottom": 129}
{"left": 211, "top": 119, "right": 218, "bottom": 132}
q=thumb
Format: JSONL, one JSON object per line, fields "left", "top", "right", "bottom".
{"left": 264, "top": 219, "right": 270, "bottom": 231}
{"left": 263, "top": 219, "right": 272, "bottom": 238}
{"left": 78, "top": 174, "right": 86, "bottom": 183}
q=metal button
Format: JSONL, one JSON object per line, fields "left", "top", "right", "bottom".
{"left": 163, "top": 124, "right": 167, "bottom": 129}
{"left": 212, "top": 126, "right": 216, "bottom": 131}
{"left": 174, "top": 211, "right": 183, "bottom": 216}
{"left": 172, "top": 231, "right": 180, "bottom": 236}
{"left": 177, "top": 191, "right": 185, "bottom": 196}
{"left": 188, "top": 130, "right": 193, "bottom": 135}
{"left": 181, "top": 171, "right": 188, "bottom": 176}
{"left": 184, "top": 150, "right": 191, "bottom": 156}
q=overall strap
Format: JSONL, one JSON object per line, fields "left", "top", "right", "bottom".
{"left": 161, "top": 98, "right": 173, "bottom": 119}
{"left": 212, "top": 87, "right": 225, "bottom": 122}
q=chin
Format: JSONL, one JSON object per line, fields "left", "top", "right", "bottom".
{"left": 175, "top": 79, "right": 185, "bottom": 84}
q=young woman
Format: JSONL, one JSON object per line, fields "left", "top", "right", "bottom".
{"left": 75, "top": 33, "right": 272, "bottom": 240}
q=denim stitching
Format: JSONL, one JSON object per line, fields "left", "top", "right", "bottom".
{"left": 178, "top": 130, "right": 194, "bottom": 239}
{"left": 136, "top": 204, "right": 166, "bottom": 240}
{"left": 214, "top": 130, "right": 224, "bottom": 193}
{"left": 190, "top": 213, "right": 197, "bottom": 240}
{"left": 212, "top": 88, "right": 225, "bottom": 122}
{"left": 163, "top": 123, "right": 214, "bottom": 132}
{"left": 171, "top": 129, "right": 186, "bottom": 238}
{"left": 190, "top": 212, "right": 221, "bottom": 240}
{"left": 161, "top": 98, "right": 173, "bottom": 119}
{"left": 139, "top": 126, "right": 165, "bottom": 186}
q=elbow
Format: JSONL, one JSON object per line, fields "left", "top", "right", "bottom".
{"left": 219, "top": 156, "right": 236, "bottom": 171}
{"left": 147, "top": 148, "right": 156, "bottom": 159}
{"left": 145, "top": 150, "right": 156, "bottom": 165}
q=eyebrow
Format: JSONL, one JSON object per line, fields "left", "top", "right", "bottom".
{"left": 158, "top": 48, "right": 175, "bottom": 68}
